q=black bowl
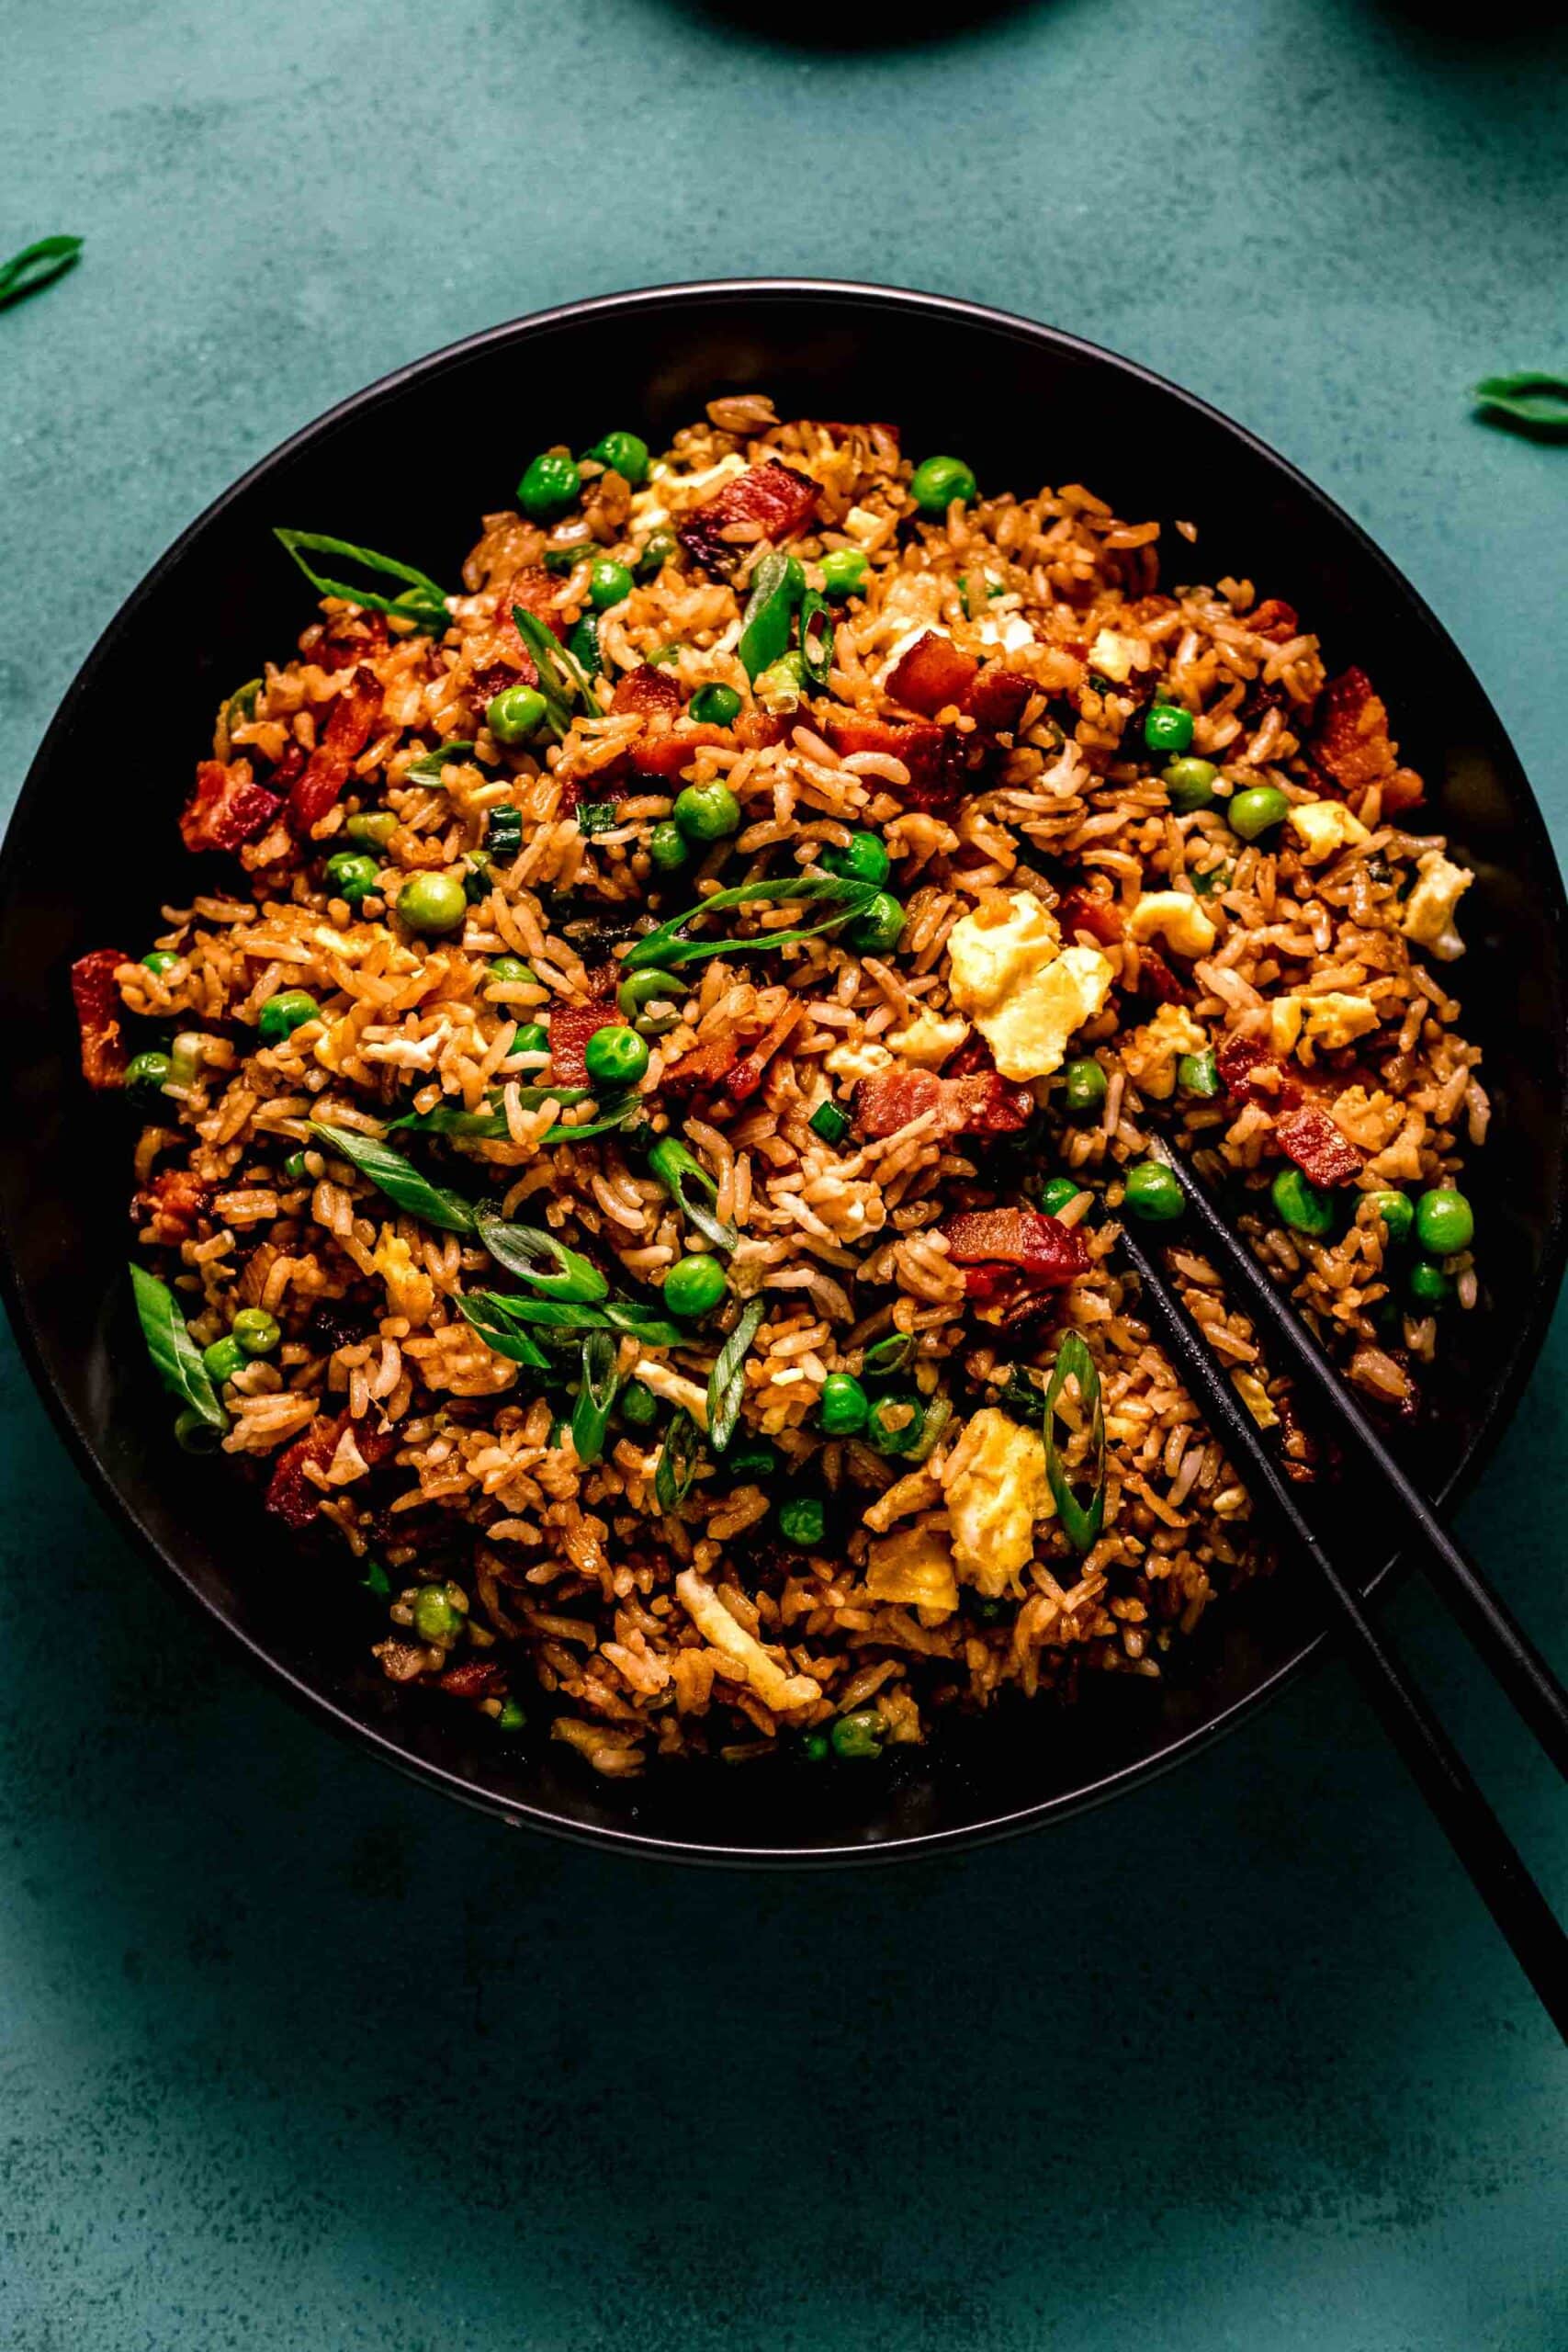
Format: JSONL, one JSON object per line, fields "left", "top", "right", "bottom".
{"left": 5, "top": 279, "right": 1564, "bottom": 1863}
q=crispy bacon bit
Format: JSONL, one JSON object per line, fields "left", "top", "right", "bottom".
{"left": 547, "top": 982, "right": 620, "bottom": 1084}
{"left": 287, "top": 675, "right": 383, "bottom": 836}
{"left": 436, "top": 1660, "right": 507, "bottom": 1699}
{"left": 661, "top": 1004, "right": 802, "bottom": 1103}
{"left": 887, "top": 630, "right": 978, "bottom": 717}
{"left": 470, "top": 659, "right": 522, "bottom": 706}
{"left": 964, "top": 666, "right": 1035, "bottom": 734}
{"left": 1055, "top": 887, "right": 1124, "bottom": 946}
{"left": 1132, "top": 945, "right": 1189, "bottom": 1006}
{"left": 1276, "top": 1104, "right": 1366, "bottom": 1187}
{"left": 611, "top": 664, "right": 683, "bottom": 722}
{"left": 310, "top": 611, "right": 388, "bottom": 672}
{"left": 1216, "top": 1033, "right": 1301, "bottom": 1108}
{"left": 734, "top": 709, "right": 788, "bottom": 752}
{"left": 730, "top": 1004, "right": 803, "bottom": 1102}
{"left": 134, "top": 1167, "right": 210, "bottom": 1245}
{"left": 1246, "top": 598, "right": 1299, "bottom": 642}
{"left": 677, "top": 461, "right": 819, "bottom": 574}
{"left": 179, "top": 757, "right": 283, "bottom": 854}
{"left": 623, "top": 724, "right": 728, "bottom": 780}
{"left": 1311, "top": 666, "right": 1424, "bottom": 812}
{"left": 943, "top": 1207, "right": 1089, "bottom": 1291}
{"left": 70, "top": 949, "right": 130, "bottom": 1090}
{"left": 265, "top": 1412, "right": 397, "bottom": 1532}
{"left": 820, "top": 711, "right": 961, "bottom": 813}
{"left": 853, "top": 1068, "right": 1033, "bottom": 1142}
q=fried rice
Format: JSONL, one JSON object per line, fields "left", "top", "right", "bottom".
{"left": 72, "top": 393, "right": 1485, "bottom": 1776}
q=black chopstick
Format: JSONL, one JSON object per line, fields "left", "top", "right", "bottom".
{"left": 1114, "top": 1216, "right": 1568, "bottom": 2042}
{"left": 1145, "top": 1138, "right": 1568, "bottom": 1782}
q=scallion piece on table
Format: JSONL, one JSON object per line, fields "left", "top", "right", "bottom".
{"left": 738, "top": 551, "right": 805, "bottom": 681}
{"left": 655, "top": 1408, "right": 701, "bottom": 1512}
{"left": 274, "top": 531, "right": 451, "bottom": 631}
{"left": 476, "top": 1215, "right": 608, "bottom": 1303}
{"left": 0, "top": 233, "right": 83, "bottom": 311}
{"left": 1043, "top": 1330, "right": 1106, "bottom": 1554}
{"left": 307, "top": 1121, "right": 477, "bottom": 1234}
{"left": 705, "top": 1296, "right": 766, "bottom": 1455}
{"left": 128, "top": 1263, "right": 228, "bottom": 1434}
{"left": 621, "top": 872, "right": 878, "bottom": 974}
{"left": 647, "top": 1135, "right": 738, "bottom": 1254}
{"left": 570, "top": 1330, "right": 620, "bottom": 1464}
{"left": 1472, "top": 374, "right": 1568, "bottom": 440}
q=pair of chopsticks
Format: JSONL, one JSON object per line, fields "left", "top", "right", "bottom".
{"left": 1109, "top": 1139, "right": 1568, "bottom": 2041}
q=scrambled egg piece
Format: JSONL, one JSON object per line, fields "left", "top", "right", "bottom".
{"left": 945, "top": 892, "right": 1114, "bottom": 1082}
{"left": 825, "top": 1039, "right": 893, "bottom": 1082}
{"left": 1269, "top": 997, "right": 1304, "bottom": 1057}
{"left": 975, "top": 611, "right": 1037, "bottom": 657}
{"left": 1125, "top": 889, "right": 1217, "bottom": 957}
{"left": 1087, "top": 628, "right": 1144, "bottom": 684}
{"left": 942, "top": 1408, "right": 1052, "bottom": 1598}
{"left": 1329, "top": 1085, "right": 1406, "bottom": 1152}
{"left": 886, "top": 1011, "right": 969, "bottom": 1069}
{"left": 1232, "top": 1370, "right": 1280, "bottom": 1431}
{"left": 1287, "top": 799, "right": 1370, "bottom": 862}
{"left": 674, "top": 1570, "right": 820, "bottom": 1713}
{"left": 1401, "top": 851, "right": 1472, "bottom": 962}
{"left": 371, "top": 1226, "right": 435, "bottom": 1327}
{"left": 865, "top": 1525, "right": 960, "bottom": 1618}
{"left": 1121, "top": 1003, "right": 1209, "bottom": 1100}
{"left": 1299, "top": 991, "right": 1380, "bottom": 1051}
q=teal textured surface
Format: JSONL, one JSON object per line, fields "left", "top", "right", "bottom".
{"left": 3, "top": 2, "right": 1566, "bottom": 2346}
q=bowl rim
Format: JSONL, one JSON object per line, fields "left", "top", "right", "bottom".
{"left": 6, "top": 273, "right": 1566, "bottom": 1866}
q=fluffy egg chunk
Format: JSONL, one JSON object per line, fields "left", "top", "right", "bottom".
{"left": 942, "top": 1407, "right": 1053, "bottom": 1597}
{"left": 1401, "top": 851, "right": 1472, "bottom": 962}
{"left": 946, "top": 892, "right": 1114, "bottom": 1082}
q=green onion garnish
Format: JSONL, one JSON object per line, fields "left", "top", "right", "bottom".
{"left": 648, "top": 1135, "right": 737, "bottom": 1254}
{"left": 275, "top": 530, "right": 451, "bottom": 631}
{"left": 622, "top": 871, "right": 879, "bottom": 974}
{"left": 540, "top": 1095, "right": 645, "bottom": 1147}
{"left": 578, "top": 800, "right": 619, "bottom": 835}
{"left": 456, "top": 1290, "right": 682, "bottom": 1348}
{"left": 0, "top": 233, "right": 83, "bottom": 311}
{"left": 655, "top": 1408, "right": 701, "bottom": 1511}
{"left": 705, "top": 1297, "right": 766, "bottom": 1455}
{"left": 128, "top": 1263, "right": 228, "bottom": 1435}
{"left": 1472, "top": 373, "right": 1568, "bottom": 440}
{"left": 307, "top": 1122, "right": 477, "bottom": 1234}
{"left": 1043, "top": 1330, "right": 1106, "bottom": 1555}
{"left": 807, "top": 1100, "right": 850, "bottom": 1147}
{"left": 477, "top": 1215, "right": 608, "bottom": 1303}
{"left": 451, "top": 1293, "right": 554, "bottom": 1370}
{"left": 570, "top": 1329, "right": 620, "bottom": 1465}
{"left": 798, "top": 589, "right": 833, "bottom": 689}
{"left": 862, "top": 1330, "right": 916, "bottom": 1378}
{"left": 510, "top": 605, "right": 604, "bottom": 731}
{"left": 389, "top": 1088, "right": 592, "bottom": 1137}
{"left": 222, "top": 678, "right": 263, "bottom": 739}
{"left": 405, "top": 740, "right": 480, "bottom": 780}
{"left": 738, "top": 551, "right": 805, "bottom": 681}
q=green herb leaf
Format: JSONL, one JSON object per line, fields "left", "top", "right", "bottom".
{"left": 476, "top": 1215, "right": 608, "bottom": 1303}
{"left": 0, "top": 233, "right": 83, "bottom": 311}
{"left": 222, "top": 678, "right": 263, "bottom": 741}
{"left": 705, "top": 1297, "right": 766, "bottom": 1454}
{"left": 389, "top": 1086, "right": 592, "bottom": 1136}
{"left": 308, "top": 1121, "right": 477, "bottom": 1233}
{"left": 798, "top": 589, "right": 833, "bottom": 689}
{"left": 455, "top": 1291, "right": 682, "bottom": 1347}
{"left": 405, "top": 739, "right": 480, "bottom": 780}
{"left": 655, "top": 1408, "right": 701, "bottom": 1511}
{"left": 1473, "top": 373, "right": 1568, "bottom": 440}
{"left": 1043, "top": 1331, "right": 1106, "bottom": 1555}
{"left": 647, "top": 1135, "right": 738, "bottom": 1254}
{"left": 453, "top": 1293, "right": 555, "bottom": 1369}
{"left": 738, "top": 551, "right": 805, "bottom": 681}
{"left": 904, "top": 1394, "right": 953, "bottom": 1465}
{"left": 275, "top": 530, "right": 451, "bottom": 631}
{"left": 128, "top": 1263, "right": 228, "bottom": 1433}
{"left": 570, "top": 1329, "right": 620, "bottom": 1465}
{"left": 622, "top": 871, "right": 878, "bottom": 974}
{"left": 862, "top": 1331, "right": 916, "bottom": 1379}
{"left": 361, "top": 1559, "right": 392, "bottom": 1597}
{"left": 510, "top": 605, "right": 604, "bottom": 729}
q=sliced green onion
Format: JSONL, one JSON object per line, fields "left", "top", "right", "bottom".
{"left": 798, "top": 589, "right": 833, "bottom": 689}
{"left": 622, "top": 871, "right": 878, "bottom": 974}
{"left": 128, "top": 1263, "right": 228, "bottom": 1434}
{"left": 389, "top": 1087, "right": 592, "bottom": 1136}
{"left": 510, "top": 605, "right": 604, "bottom": 730}
{"left": 903, "top": 1394, "right": 952, "bottom": 1465}
{"left": 307, "top": 1122, "right": 476, "bottom": 1233}
{"left": 275, "top": 530, "right": 450, "bottom": 631}
{"left": 222, "top": 678, "right": 263, "bottom": 741}
{"left": 540, "top": 1095, "right": 644, "bottom": 1147}
{"left": 862, "top": 1331, "right": 915, "bottom": 1378}
{"left": 0, "top": 233, "right": 83, "bottom": 311}
{"left": 655, "top": 1408, "right": 701, "bottom": 1511}
{"left": 476, "top": 1215, "right": 608, "bottom": 1302}
{"left": 705, "top": 1297, "right": 766, "bottom": 1455}
{"left": 452, "top": 1293, "right": 554, "bottom": 1370}
{"left": 1472, "top": 373, "right": 1568, "bottom": 439}
{"left": 578, "top": 800, "right": 619, "bottom": 836}
{"left": 570, "top": 1329, "right": 620, "bottom": 1464}
{"left": 648, "top": 1135, "right": 737, "bottom": 1254}
{"left": 455, "top": 1291, "right": 681, "bottom": 1347}
{"left": 405, "top": 739, "right": 479, "bottom": 780}
{"left": 1043, "top": 1331, "right": 1106, "bottom": 1555}
{"left": 738, "top": 551, "right": 805, "bottom": 681}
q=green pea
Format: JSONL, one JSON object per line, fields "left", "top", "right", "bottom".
{"left": 663, "top": 1254, "right": 728, "bottom": 1319}
{"left": 688, "top": 683, "right": 742, "bottom": 727}
{"left": 830, "top": 1708, "right": 884, "bottom": 1759}
{"left": 846, "top": 892, "right": 906, "bottom": 956}
{"left": 1144, "top": 703, "right": 1195, "bottom": 754}
{"left": 866, "top": 1395, "right": 925, "bottom": 1456}
{"left": 727, "top": 1438, "right": 779, "bottom": 1484}
{"left": 1367, "top": 1190, "right": 1414, "bottom": 1247}
{"left": 513, "top": 1023, "right": 549, "bottom": 1054}
{"left": 582, "top": 1023, "right": 649, "bottom": 1088}
{"left": 1177, "top": 1048, "right": 1220, "bottom": 1099}
{"left": 257, "top": 989, "right": 321, "bottom": 1044}
{"left": 1415, "top": 1187, "right": 1474, "bottom": 1256}
{"left": 588, "top": 558, "right": 635, "bottom": 612}
{"left": 202, "top": 1336, "right": 245, "bottom": 1385}
{"left": 486, "top": 684, "right": 547, "bottom": 745}
{"left": 344, "top": 809, "right": 398, "bottom": 849}
{"left": 778, "top": 1496, "right": 826, "bottom": 1551}
{"left": 635, "top": 531, "right": 677, "bottom": 582}
{"left": 1270, "top": 1166, "right": 1336, "bottom": 1237}
{"left": 1407, "top": 1260, "right": 1454, "bottom": 1309}
{"left": 1122, "top": 1160, "right": 1183, "bottom": 1223}
{"left": 232, "top": 1307, "right": 281, "bottom": 1356}
{"left": 397, "top": 872, "right": 468, "bottom": 936}
{"left": 818, "top": 1372, "right": 869, "bottom": 1437}
{"left": 754, "top": 650, "right": 807, "bottom": 711}
{"left": 496, "top": 1697, "right": 527, "bottom": 1732}
{"left": 1062, "top": 1057, "right": 1107, "bottom": 1116}
{"left": 1164, "top": 757, "right": 1218, "bottom": 813}
{"left": 1041, "top": 1177, "right": 1084, "bottom": 1216}
{"left": 648, "top": 820, "right": 689, "bottom": 873}
{"left": 517, "top": 450, "right": 581, "bottom": 522}
{"left": 489, "top": 956, "right": 537, "bottom": 985}
{"left": 672, "top": 781, "right": 741, "bottom": 842}
{"left": 617, "top": 968, "right": 685, "bottom": 1030}
{"left": 124, "top": 1049, "right": 172, "bottom": 1103}
{"left": 801, "top": 1729, "right": 832, "bottom": 1763}
{"left": 141, "top": 949, "right": 179, "bottom": 976}
{"left": 324, "top": 850, "right": 380, "bottom": 908}
{"left": 820, "top": 831, "right": 890, "bottom": 888}
{"left": 819, "top": 548, "right": 869, "bottom": 597}
{"left": 582, "top": 430, "right": 649, "bottom": 485}
{"left": 174, "top": 1406, "right": 223, "bottom": 1453}
{"left": 808, "top": 1101, "right": 850, "bottom": 1146}
{"left": 412, "top": 1585, "right": 462, "bottom": 1645}
{"left": 1227, "top": 786, "right": 1291, "bottom": 842}
{"left": 568, "top": 616, "right": 601, "bottom": 678}
{"left": 618, "top": 1380, "right": 660, "bottom": 1430}
{"left": 909, "top": 455, "right": 977, "bottom": 514}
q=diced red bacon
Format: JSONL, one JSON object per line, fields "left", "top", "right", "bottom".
{"left": 677, "top": 461, "right": 819, "bottom": 574}
{"left": 853, "top": 1068, "right": 1033, "bottom": 1142}
{"left": 134, "top": 1168, "right": 210, "bottom": 1244}
{"left": 728, "top": 1004, "right": 802, "bottom": 1102}
{"left": 964, "top": 667, "right": 1035, "bottom": 734}
{"left": 734, "top": 710, "right": 788, "bottom": 752}
{"left": 287, "top": 675, "right": 383, "bottom": 836}
{"left": 625, "top": 724, "right": 728, "bottom": 780}
{"left": 1055, "top": 887, "right": 1124, "bottom": 946}
{"left": 179, "top": 758, "right": 283, "bottom": 854}
{"left": 70, "top": 949, "right": 130, "bottom": 1091}
{"left": 1246, "top": 598, "right": 1299, "bottom": 643}
{"left": 436, "top": 1660, "right": 508, "bottom": 1699}
{"left": 1131, "top": 945, "right": 1189, "bottom": 1005}
{"left": 1312, "top": 666, "right": 1424, "bottom": 812}
{"left": 1276, "top": 1104, "right": 1366, "bottom": 1188}
{"left": 1216, "top": 1032, "right": 1301, "bottom": 1108}
{"left": 943, "top": 1207, "right": 1089, "bottom": 1294}
{"left": 887, "top": 631, "right": 978, "bottom": 717}
{"left": 820, "top": 712, "right": 961, "bottom": 813}
{"left": 265, "top": 1411, "right": 397, "bottom": 1531}
{"left": 547, "top": 983, "right": 620, "bottom": 1084}
{"left": 660, "top": 1004, "right": 802, "bottom": 1104}
{"left": 310, "top": 611, "right": 388, "bottom": 672}
{"left": 470, "top": 660, "right": 522, "bottom": 707}
{"left": 611, "top": 665, "right": 683, "bottom": 722}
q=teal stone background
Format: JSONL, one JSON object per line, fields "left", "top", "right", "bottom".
{"left": 3, "top": 1, "right": 1566, "bottom": 2343}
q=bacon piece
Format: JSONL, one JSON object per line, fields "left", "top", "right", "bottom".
{"left": 964, "top": 666, "right": 1035, "bottom": 734}
{"left": 265, "top": 1411, "right": 397, "bottom": 1532}
{"left": 134, "top": 1168, "right": 209, "bottom": 1244}
{"left": 943, "top": 1207, "right": 1089, "bottom": 1289}
{"left": 269, "top": 740, "right": 307, "bottom": 792}
{"left": 611, "top": 664, "right": 683, "bottom": 722}
{"left": 311, "top": 611, "right": 388, "bottom": 672}
{"left": 1276, "top": 1104, "right": 1366, "bottom": 1187}
{"left": 661, "top": 1004, "right": 802, "bottom": 1104}
{"left": 1246, "top": 598, "right": 1299, "bottom": 642}
{"left": 730, "top": 1004, "right": 803, "bottom": 1102}
{"left": 677, "top": 461, "right": 819, "bottom": 574}
{"left": 287, "top": 675, "right": 383, "bottom": 836}
{"left": 70, "top": 949, "right": 130, "bottom": 1090}
{"left": 1132, "top": 945, "right": 1189, "bottom": 1006}
{"left": 887, "top": 630, "right": 978, "bottom": 717}
{"left": 436, "top": 1660, "right": 507, "bottom": 1699}
{"left": 1216, "top": 1033, "right": 1302, "bottom": 1109}
{"left": 470, "top": 659, "right": 522, "bottom": 707}
{"left": 625, "top": 724, "right": 728, "bottom": 780}
{"left": 735, "top": 710, "right": 788, "bottom": 752}
{"left": 547, "top": 981, "right": 620, "bottom": 1084}
{"left": 853, "top": 1068, "right": 1033, "bottom": 1141}
{"left": 1055, "top": 887, "right": 1124, "bottom": 946}
{"left": 820, "top": 711, "right": 961, "bottom": 813}
{"left": 179, "top": 757, "right": 283, "bottom": 854}
{"left": 1311, "top": 666, "right": 1424, "bottom": 811}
